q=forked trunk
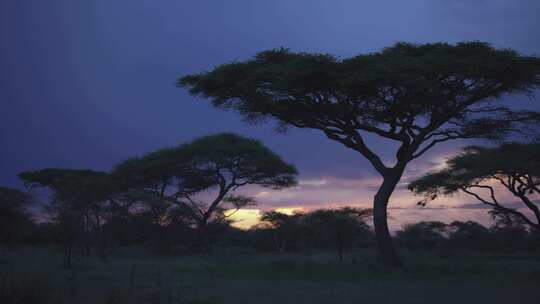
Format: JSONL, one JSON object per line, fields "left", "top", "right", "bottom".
{"left": 373, "top": 173, "right": 402, "bottom": 267}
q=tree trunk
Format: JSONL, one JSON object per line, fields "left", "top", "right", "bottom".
{"left": 273, "top": 232, "right": 284, "bottom": 253}
{"left": 64, "top": 238, "right": 73, "bottom": 269}
{"left": 337, "top": 233, "right": 344, "bottom": 262}
{"left": 196, "top": 222, "right": 210, "bottom": 251}
{"left": 373, "top": 173, "right": 402, "bottom": 267}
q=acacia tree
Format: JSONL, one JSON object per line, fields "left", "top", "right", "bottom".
{"left": 113, "top": 133, "right": 297, "bottom": 246}
{"left": 259, "top": 210, "right": 304, "bottom": 253}
{"left": 179, "top": 42, "right": 540, "bottom": 265}
{"left": 0, "top": 186, "right": 34, "bottom": 246}
{"left": 446, "top": 221, "right": 492, "bottom": 251}
{"left": 395, "top": 221, "right": 448, "bottom": 249}
{"left": 409, "top": 143, "right": 540, "bottom": 231}
{"left": 303, "top": 208, "right": 372, "bottom": 261}
{"left": 19, "top": 169, "right": 123, "bottom": 265}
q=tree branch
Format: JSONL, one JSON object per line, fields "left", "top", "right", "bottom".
{"left": 322, "top": 128, "right": 388, "bottom": 175}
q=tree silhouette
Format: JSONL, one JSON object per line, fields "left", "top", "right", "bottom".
{"left": 446, "top": 221, "right": 493, "bottom": 251}
{"left": 396, "top": 221, "right": 447, "bottom": 249}
{"left": 303, "top": 207, "right": 372, "bottom": 261}
{"left": 113, "top": 133, "right": 297, "bottom": 247}
{"left": 0, "top": 186, "right": 34, "bottom": 246}
{"left": 179, "top": 42, "right": 540, "bottom": 265}
{"left": 19, "top": 169, "right": 123, "bottom": 265}
{"left": 259, "top": 210, "right": 304, "bottom": 253}
{"left": 409, "top": 143, "right": 540, "bottom": 231}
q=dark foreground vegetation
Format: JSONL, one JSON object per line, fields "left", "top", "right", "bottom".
{"left": 1, "top": 246, "right": 540, "bottom": 304}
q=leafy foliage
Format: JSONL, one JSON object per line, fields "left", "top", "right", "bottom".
{"left": 18, "top": 169, "right": 128, "bottom": 263}
{"left": 409, "top": 143, "right": 540, "bottom": 229}
{"left": 113, "top": 133, "right": 298, "bottom": 243}
{"left": 18, "top": 169, "right": 126, "bottom": 229}
{"left": 259, "top": 208, "right": 372, "bottom": 258}
{"left": 396, "top": 221, "right": 448, "bottom": 249}
{"left": 180, "top": 42, "right": 540, "bottom": 174}
{"left": 19, "top": 169, "right": 123, "bottom": 207}
{"left": 303, "top": 208, "right": 372, "bottom": 260}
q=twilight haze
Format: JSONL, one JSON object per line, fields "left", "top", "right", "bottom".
{"left": 1, "top": 0, "right": 539, "bottom": 230}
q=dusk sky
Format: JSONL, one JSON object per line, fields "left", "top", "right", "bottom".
{"left": 2, "top": 0, "right": 539, "bottom": 230}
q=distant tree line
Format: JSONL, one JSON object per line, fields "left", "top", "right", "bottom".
{"left": 396, "top": 220, "right": 540, "bottom": 252}
{"left": 2, "top": 185, "right": 539, "bottom": 265}
{"left": 256, "top": 207, "right": 373, "bottom": 261}
{"left": 1, "top": 178, "right": 374, "bottom": 260}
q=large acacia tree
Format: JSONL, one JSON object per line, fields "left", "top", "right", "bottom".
{"left": 409, "top": 143, "right": 540, "bottom": 231}
{"left": 179, "top": 42, "right": 540, "bottom": 265}
{"left": 113, "top": 133, "right": 297, "bottom": 245}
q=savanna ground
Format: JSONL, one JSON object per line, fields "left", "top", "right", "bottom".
{"left": 1, "top": 247, "right": 539, "bottom": 304}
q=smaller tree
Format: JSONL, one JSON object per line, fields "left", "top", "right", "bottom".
{"left": 446, "top": 221, "right": 492, "bottom": 251}
{"left": 489, "top": 218, "right": 530, "bottom": 250}
{"left": 395, "top": 221, "right": 448, "bottom": 249}
{"left": 303, "top": 208, "right": 372, "bottom": 261}
{"left": 113, "top": 133, "right": 298, "bottom": 247}
{"left": 0, "top": 186, "right": 34, "bottom": 246}
{"left": 259, "top": 210, "right": 304, "bottom": 253}
{"left": 19, "top": 169, "right": 124, "bottom": 266}
{"left": 409, "top": 143, "right": 540, "bottom": 230}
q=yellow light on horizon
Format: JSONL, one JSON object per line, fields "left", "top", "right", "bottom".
{"left": 224, "top": 209, "right": 261, "bottom": 230}
{"left": 274, "top": 207, "right": 307, "bottom": 215}
{"left": 224, "top": 207, "right": 307, "bottom": 230}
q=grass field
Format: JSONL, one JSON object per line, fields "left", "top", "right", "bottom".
{"left": 1, "top": 247, "right": 539, "bottom": 304}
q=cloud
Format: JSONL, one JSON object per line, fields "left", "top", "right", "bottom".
{"left": 298, "top": 179, "right": 328, "bottom": 186}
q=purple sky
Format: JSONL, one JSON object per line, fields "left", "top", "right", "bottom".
{"left": 2, "top": 0, "right": 539, "bottom": 228}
